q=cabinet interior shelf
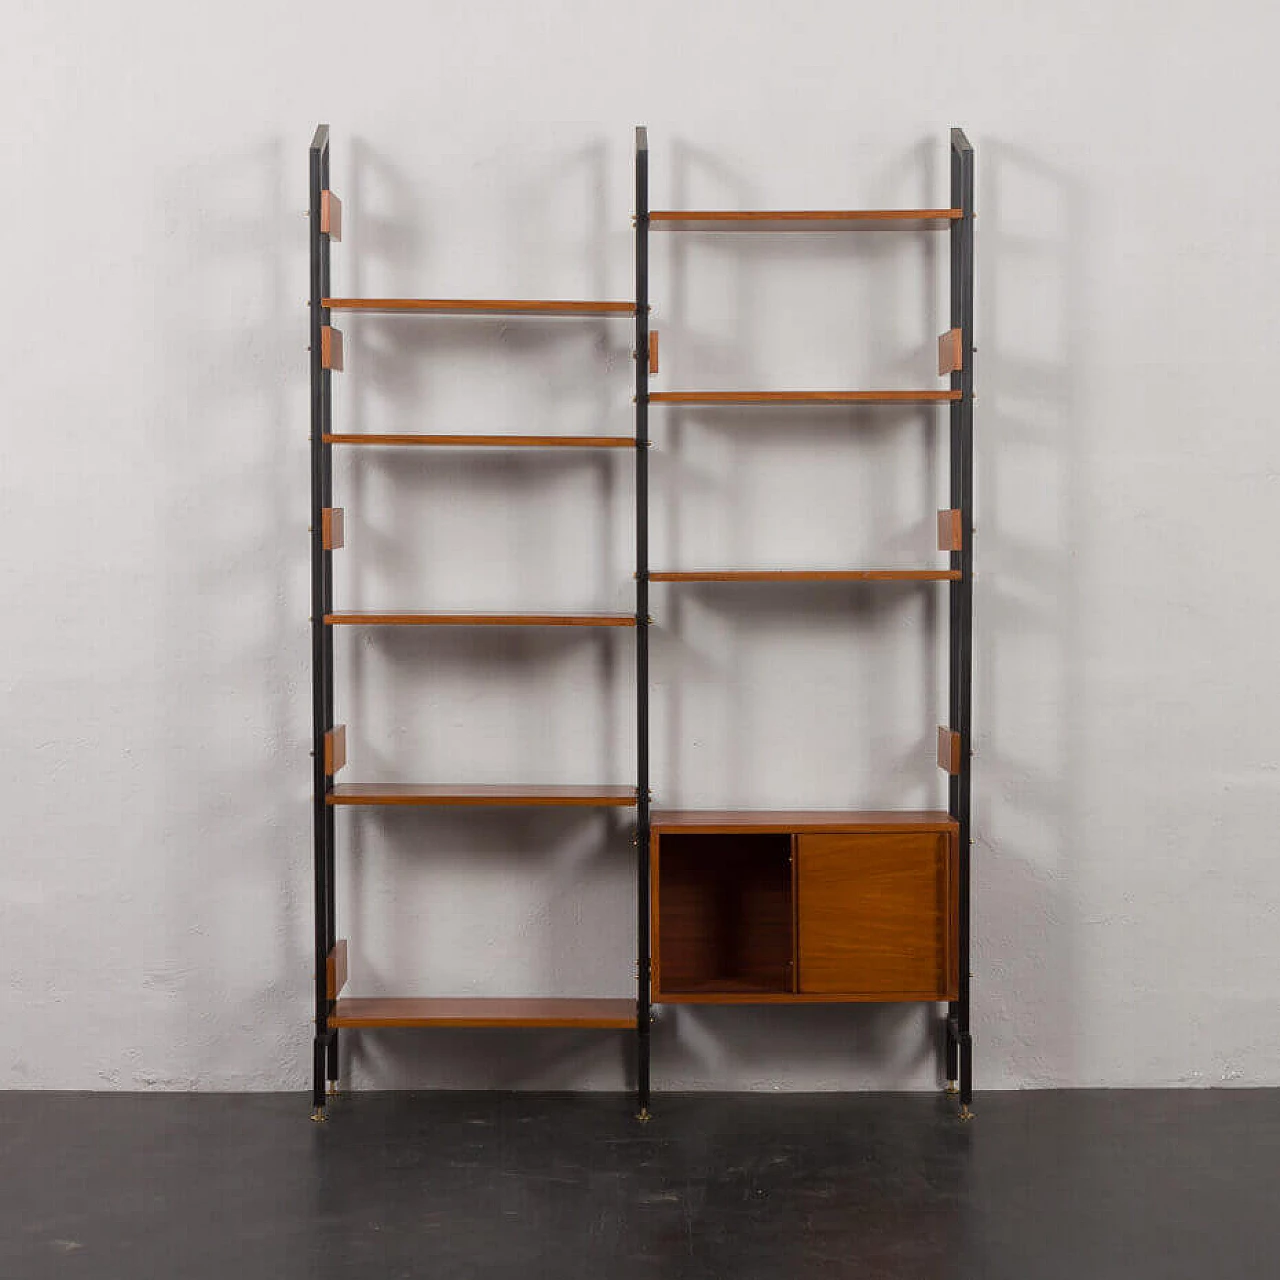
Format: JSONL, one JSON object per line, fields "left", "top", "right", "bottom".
{"left": 325, "top": 611, "right": 636, "bottom": 627}
{"left": 322, "top": 298, "right": 635, "bottom": 316}
{"left": 648, "top": 570, "right": 960, "bottom": 583}
{"left": 324, "top": 434, "right": 636, "bottom": 448}
{"left": 327, "top": 784, "right": 638, "bottom": 807}
{"left": 330, "top": 997, "right": 636, "bottom": 1029}
{"left": 651, "top": 391, "right": 961, "bottom": 405}
{"left": 650, "top": 209, "right": 963, "bottom": 228}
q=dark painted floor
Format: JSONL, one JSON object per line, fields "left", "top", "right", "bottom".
{"left": 1, "top": 1090, "right": 1277, "bottom": 1279}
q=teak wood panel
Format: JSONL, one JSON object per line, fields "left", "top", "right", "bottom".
{"left": 322, "top": 298, "right": 635, "bottom": 316}
{"left": 796, "top": 833, "right": 957, "bottom": 1000}
{"left": 326, "top": 939, "right": 348, "bottom": 1001}
{"left": 649, "top": 330, "right": 659, "bottom": 374}
{"left": 937, "top": 328, "right": 963, "bottom": 375}
{"left": 937, "top": 727, "right": 961, "bottom": 775}
{"left": 323, "top": 433, "right": 635, "bottom": 448}
{"left": 320, "top": 325, "right": 343, "bottom": 371}
{"left": 653, "top": 834, "right": 794, "bottom": 997}
{"left": 329, "top": 997, "right": 635, "bottom": 1028}
{"left": 324, "top": 611, "right": 635, "bottom": 627}
{"left": 937, "top": 509, "right": 963, "bottom": 552}
{"left": 327, "top": 784, "right": 637, "bottom": 807}
{"left": 321, "top": 507, "right": 344, "bottom": 550}
{"left": 650, "top": 391, "right": 961, "bottom": 405}
{"left": 320, "top": 189, "right": 342, "bottom": 240}
{"left": 651, "top": 810, "right": 958, "bottom": 835}
{"left": 649, "top": 570, "right": 961, "bottom": 582}
{"left": 324, "top": 724, "right": 347, "bottom": 775}
{"left": 649, "top": 209, "right": 963, "bottom": 225}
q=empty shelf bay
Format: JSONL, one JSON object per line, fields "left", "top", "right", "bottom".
{"left": 325, "top": 611, "right": 636, "bottom": 627}
{"left": 650, "top": 391, "right": 961, "bottom": 405}
{"left": 324, "top": 434, "right": 636, "bottom": 448}
{"left": 648, "top": 570, "right": 961, "bottom": 583}
{"left": 329, "top": 997, "right": 636, "bottom": 1028}
{"left": 322, "top": 298, "right": 635, "bottom": 316}
{"left": 327, "top": 784, "right": 638, "bottom": 807}
{"left": 649, "top": 209, "right": 963, "bottom": 228}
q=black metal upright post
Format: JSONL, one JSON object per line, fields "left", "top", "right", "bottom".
{"left": 947, "top": 128, "right": 976, "bottom": 1118}
{"left": 634, "top": 126, "right": 652, "bottom": 1121}
{"left": 309, "top": 124, "right": 336, "bottom": 1120}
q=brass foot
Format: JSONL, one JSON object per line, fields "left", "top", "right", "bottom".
{"left": 959, "top": 1105, "right": 974, "bottom": 1123}
{"left": 944, "top": 1081, "right": 959, "bottom": 1096}
{"left": 310, "top": 1107, "right": 327, "bottom": 1123}
{"left": 636, "top": 1108, "right": 652, "bottom": 1124}
{"left": 327, "top": 1081, "right": 339, "bottom": 1098}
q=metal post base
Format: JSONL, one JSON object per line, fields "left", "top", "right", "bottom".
{"left": 310, "top": 1107, "right": 327, "bottom": 1123}
{"left": 636, "top": 1108, "right": 652, "bottom": 1124}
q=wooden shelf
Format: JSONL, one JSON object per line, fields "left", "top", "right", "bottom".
{"left": 325, "top": 611, "right": 635, "bottom": 628}
{"left": 648, "top": 570, "right": 961, "bottom": 583}
{"left": 324, "top": 434, "right": 636, "bottom": 448}
{"left": 654, "top": 989, "right": 953, "bottom": 1005}
{"left": 651, "top": 391, "right": 961, "bottom": 405}
{"left": 650, "top": 209, "right": 962, "bottom": 229}
{"left": 322, "top": 298, "right": 635, "bottom": 316}
{"left": 330, "top": 997, "right": 635, "bottom": 1029}
{"left": 327, "top": 784, "right": 638, "bottom": 807}
{"left": 651, "top": 809, "right": 958, "bottom": 834}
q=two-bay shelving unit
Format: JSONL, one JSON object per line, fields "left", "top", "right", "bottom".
{"left": 306, "top": 124, "right": 975, "bottom": 1121}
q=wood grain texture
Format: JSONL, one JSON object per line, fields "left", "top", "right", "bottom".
{"left": 648, "top": 330, "right": 659, "bottom": 375}
{"left": 324, "top": 724, "right": 346, "bottom": 775}
{"left": 323, "top": 434, "right": 635, "bottom": 448}
{"left": 322, "top": 298, "right": 635, "bottom": 316}
{"left": 321, "top": 507, "right": 344, "bottom": 550}
{"left": 320, "top": 190, "right": 342, "bottom": 241}
{"left": 649, "top": 570, "right": 961, "bottom": 582}
{"left": 653, "top": 833, "right": 794, "bottom": 997}
{"left": 330, "top": 997, "right": 635, "bottom": 1028}
{"left": 938, "top": 327, "right": 963, "bottom": 375}
{"left": 650, "top": 209, "right": 962, "bottom": 226}
{"left": 653, "top": 990, "right": 958, "bottom": 1004}
{"left": 937, "top": 509, "right": 963, "bottom": 552}
{"left": 324, "top": 611, "right": 635, "bottom": 627}
{"left": 326, "top": 939, "right": 348, "bottom": 1001}
{"left": 651, "top": 810, "right": 959, "bottom": 835}
{"left": 937, "top": 727, "right": 961, "bottom": 775}
{"left": 320, "top": 325, "right": 343, "bottom": 371}
{"left": 327, "top": 784, "right": 637, "bottom": 807}
{"left": 651, "top": 390, "right": 961, "bottom": 405}
{"left": 796, "top": 833, "right": 957, "bottom": 999}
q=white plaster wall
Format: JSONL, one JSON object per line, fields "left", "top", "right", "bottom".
{"left": 2, "top": 1, "right": 1277, "bottom": 1090}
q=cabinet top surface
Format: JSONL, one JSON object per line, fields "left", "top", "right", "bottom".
{"left": 651, "top": 809, "right": 958, "bottom": 834}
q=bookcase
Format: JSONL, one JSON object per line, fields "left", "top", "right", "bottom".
{"left": 306, "top": 124, "right": 975, "bottom": 1121}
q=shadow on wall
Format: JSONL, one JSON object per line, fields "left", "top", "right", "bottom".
{"left": 969, "top": 140, "right": 1087, "bottom": 1088}
{"left": 156, "top": 135, "right": 308, "bottom": 1088}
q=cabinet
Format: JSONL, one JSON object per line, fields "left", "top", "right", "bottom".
{"left": 652, "top": 813, "right": 958, "bottom": 1003}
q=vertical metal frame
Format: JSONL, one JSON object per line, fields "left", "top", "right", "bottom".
{"left": 633, "top": 126, "right": 653, "bottom": 1120}
{"left": 946, "top": 128, "right": 976, "bottom": 1113}
{"left": 308, "top": 124, "right": 337, "bottom": 1118}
